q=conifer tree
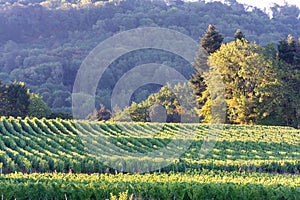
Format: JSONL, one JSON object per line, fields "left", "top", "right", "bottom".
{"left": 277, "top": 35, "right": 300, "bottom": 127}
{"left": 278, "top": 34, "right": 296, "bottom": 65}
{"left": 190, "top": 25, "right": 223, "bottom": 109}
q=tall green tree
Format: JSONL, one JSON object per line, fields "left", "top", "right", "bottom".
{"left": 276, "top": 65, "right": 300, "bottom": 127}
{"left": 5, "top": 82, "right": 30, "bottom": 118}
{"left": 191, "top": 25, "right": 223, "bottom": 109}
{"left": 278, "top": 34, "right": 296, "bottom": 65}
{"left": 0, "top": 81, "right": 52, "bottom": 118}
{"left": 277, "top": 35, "right": 300, "bottom": 127}
{"left": 200, "top": 24, "right": 224, "bottom": 55}
{"left": 190, "top": 51, "right": 208, "bottom": 109}
{"left": 200, "top": 39, "right": 282, "bottom": 124}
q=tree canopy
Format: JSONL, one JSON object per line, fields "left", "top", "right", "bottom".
{"left": 201, "top": 25, "right": 224, "bottom": 55}
{"left": 200, "top": 39, "right": 281, "bottom": 124}
{"left": 0, "top": 0, "right": 299, "bottom": 113}
{"left": 0, "top": 0, "right": 300, "bottom": 125}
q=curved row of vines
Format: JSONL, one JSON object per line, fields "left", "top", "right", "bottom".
{"left": 0, "top": 117, "right": 299, "bottom": 173}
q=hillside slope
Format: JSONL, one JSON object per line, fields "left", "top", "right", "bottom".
{"left": 1, "top": 0, "right": 300, "bottom": 112}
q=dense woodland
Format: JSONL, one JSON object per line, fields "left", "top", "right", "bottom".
{"left": 0, "top": 0, "right": 300, "bottom": 125}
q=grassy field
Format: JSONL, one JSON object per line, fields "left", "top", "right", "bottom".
{"left": 0, "top": 117, "right": 299, "bottom": 199}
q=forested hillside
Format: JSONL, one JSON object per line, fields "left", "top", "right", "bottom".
{"left": 0, "top": 0, "right": 299, "bottom": 113}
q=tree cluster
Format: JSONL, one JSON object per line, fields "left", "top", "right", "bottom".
{"left": 117, "top": 25, "right": 300, "bottom": 127}
{"left": 0, "top": 81, "right": 72, "bottom": 119}
{"left": 113, "top": 83, "right": 197, "bottom": 123}
{"left": 192, "top": 25, "right": 300, "bottom": 127}
{"left": 0, "top": 0, "right": 299, "bottom": 114}
{"left": 0, "top": 81, "right": 30, "bottom": 118}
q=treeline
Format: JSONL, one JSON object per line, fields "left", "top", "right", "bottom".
{"left": 118, "top": 25, "right": 300, "bottom": 127}
{"left": 0, "top": 0, "right": 300, "bottom": 113}
{"left": 0, "top": 81, "right": 72, "bottom": 119}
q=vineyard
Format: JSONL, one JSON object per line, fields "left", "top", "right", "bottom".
{"left": 0, "top": 171, "right": 299, "bottom": 199}
{"left": 0, "top": 117, "right": 299, "bottom": 199}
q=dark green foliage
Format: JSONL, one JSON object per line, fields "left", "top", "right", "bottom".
{"left": 0, "top": 82, "right": 30, "bottom": 118}
{"left": 6, "top": 82, "right": 30, "bottom": 118}
{"left": 27, "top": 94, "right": 51, "bottom": 118}
{"left": 278, "top": 34, "right": 297, "bottom": 65}
{"left": 190, "top": 69, "right": 207, "bottom": 109}
{"left": 0, "top": 81, "right": 63, "bottom": 119}
{"left": 276, "top": 34, "right": 300, "bottom": 127}
{"left": 294, "top": 38, "right": 300, "bottom": 66}
{"left": 49, "top": 111, "right": 73, "bottom": 119}
{"left": 201, "top": 25, "right": 224, "bottom": 54}
{"left": 190, "top": 46, "right": 208, "bottom": 109}
{"left": 190, "top": 25, "right": 219, "bottom": 109}
{"left": 0, "top": 0, "right": 299, "bottom": 113}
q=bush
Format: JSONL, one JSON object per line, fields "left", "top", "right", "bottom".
{"left": 27, "top": 94, "right": 51, "bottom": 118}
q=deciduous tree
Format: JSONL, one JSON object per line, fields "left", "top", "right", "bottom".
{"left": 28, "top": 93, "right": 51, "bottom": 118}
{"left": 200, "top": 39, "right": 282, "bottom": 124}
{"left": 5, "top": 82, "right": 30, "bottom": 118}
